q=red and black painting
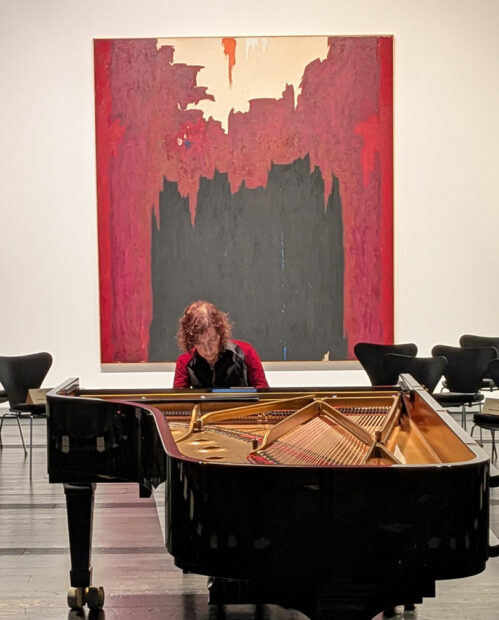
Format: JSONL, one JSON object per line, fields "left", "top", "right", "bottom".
{"left": 94, "top": 36, "right": 393, "bottom": 363}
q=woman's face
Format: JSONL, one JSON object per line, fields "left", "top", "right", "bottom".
{"left": 193, "top": 326, "right": 220, "bottom": 364}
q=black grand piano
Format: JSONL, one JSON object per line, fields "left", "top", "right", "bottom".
{"left": 47, "top": 375, "right": 499, "bottom": 619}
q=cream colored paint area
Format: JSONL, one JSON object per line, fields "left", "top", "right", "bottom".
{"left": 157, "top": 36, "right": 329, "bottom": 131}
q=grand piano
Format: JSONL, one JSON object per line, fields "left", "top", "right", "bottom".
{"left": 46, "top": 375, "right": 499, "bottom": 619}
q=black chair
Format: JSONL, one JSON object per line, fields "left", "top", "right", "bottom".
{"left": 472, "top": 359, "right": 499, "bottom": 461}
{"left": 354, "top": 342, "right": 418, "bottom": 385}
{"left": 459, "top": 334, "right": 499, "bottom": 391}
{"left": 431, "top": 345, "right": 497, "bottom": 430}
{"left": 382, "top": 354, "right": 448, "bottom": 394}
{"left": 0, "top": 352, "right": 53, "bottom": 477}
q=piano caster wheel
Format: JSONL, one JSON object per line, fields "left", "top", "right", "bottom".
{"left": 86, "top": 586, "right": 105, "bottom": 610}
{"left": 67, "top": 586, "right": 86, "bottom": 610}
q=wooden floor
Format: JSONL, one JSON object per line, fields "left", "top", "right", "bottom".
{"left": 1, "top": 411, "right": 499, "bottom": 619}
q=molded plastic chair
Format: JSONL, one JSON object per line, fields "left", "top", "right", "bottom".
{"left": 459, "top": 335, "right": 499, "bottom": 391}
{"left": 382, "top": 354, "right": 448, "bottom": 394}
{"left": 459, "top": 334, "right": 499, "bottom": 349}
{"left": 354, "top": 342, "right": 418, "bottom": 386}
{"left": 431, "top": 345, "right": 497, "bottom": 430}
{"left": 0, "top": 352, "right": 53, "bottom": 477}
{"left": 472, "top": 359, "right": 499, "bottom": 461}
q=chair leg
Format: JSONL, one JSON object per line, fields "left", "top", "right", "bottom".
{"left": 29, "top": 415, "right": 33, "bottom": 479}
{"left": 461, "top": 405, "right": 467, "bottom": 430}
{"left": 0, "top": 412, "right": 13, "bottom": 449}
{"left": 16, "top": 416, "right": 28, "bottom": 456}
{"left": 471, "top": 425, "right": 483, "bottom": 444}
{"left": 0, "top": 412, "right": 30, "bottom": 456}
{"left": 492, "top": 431, "right": 497, "bottom": 462}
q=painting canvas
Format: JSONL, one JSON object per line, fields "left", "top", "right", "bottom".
{"left": 94, "top": 35, "right": 393, "bottom": 364}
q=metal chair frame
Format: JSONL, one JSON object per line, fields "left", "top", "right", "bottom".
{"left": 0, "top": 409, "right": 34, "bottom": 471}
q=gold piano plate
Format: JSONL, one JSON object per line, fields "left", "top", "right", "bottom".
{"left": 155, "top": 390, "right": 474, "bottom": 466}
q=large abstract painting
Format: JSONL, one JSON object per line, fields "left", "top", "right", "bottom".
{"left": 94, "top": 35, "right": 393, "bottom": 364}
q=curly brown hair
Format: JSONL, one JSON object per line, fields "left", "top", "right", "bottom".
{"left": 176, "top": 300, "right": 233, "bottom": 352}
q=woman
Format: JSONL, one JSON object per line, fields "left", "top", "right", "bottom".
{"left": 173, "top": 300, "right": 268, "bottom": 389}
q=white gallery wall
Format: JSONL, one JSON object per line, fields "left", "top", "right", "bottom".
{"left": 1, "top": 0, "right": 498, "bottom": 389}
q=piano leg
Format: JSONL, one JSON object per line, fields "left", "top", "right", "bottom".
{"left": 63, "top": 483, "right": 104, "bottom": 610}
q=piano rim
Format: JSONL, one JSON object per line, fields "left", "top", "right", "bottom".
{"left": 46, "top": 376, "right": 492, "bottom": 470}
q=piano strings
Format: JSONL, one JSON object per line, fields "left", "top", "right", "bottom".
{"left": 166, "top": 395, "right": 403, "bottom": 466}
{"left": 248, "top": 411, "right": 384, "bottom": 466}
